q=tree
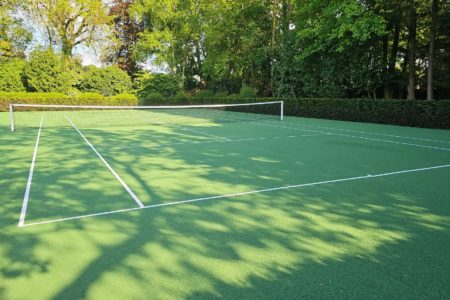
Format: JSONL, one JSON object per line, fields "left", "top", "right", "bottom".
{"left": 0, "top": 0, "right": 32, "bottom": 58}
{"left": 203, "top": 0, "right": 273, "bottom": 95}
{"left": 132, "top": 0, "right": 209, "bottom": 90}
{"left": 407, "top": 0, "right": 417, "bottom": 100}
{"left": 23, "top": 50, "right": 75, "bottom": 93}
{"left": 78, "top": 65, "right": 132, "bottom": 96}
{"left": 134, "top": 72, "right": 179, "bottom": 98}
{"left": 27, "top": 0, "right": 112, "bottom": 56}
{"left": 427, "top": 0, "right": 439, "bottom": 100}
{"left": 105, "top": 0, "right": 142, "bottom": 75}
{"left": 284, "top": 0, "right": 386, "bottom": 97}
{"left": 0, "top": 58, "right": 26, "bottom": 91}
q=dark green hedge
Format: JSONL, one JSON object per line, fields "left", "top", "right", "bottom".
{"left": 0, "top": 93, "right": 138, "bottom": 111}
{"left": 140, "top": 96, "right": 450, "bottom": 129}
{"left": 2, "top": 93, "right": 449, "bottom": 129}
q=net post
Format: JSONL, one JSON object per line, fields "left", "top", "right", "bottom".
{"left": 280, "top": 101, "right": 284, "bottom": 121}
{"left": 9, "top": 103, "right": 15, "bottom": 132}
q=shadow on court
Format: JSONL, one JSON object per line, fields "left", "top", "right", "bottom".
{"left": 1, "top": 120, "right": 450, "bottom": 299}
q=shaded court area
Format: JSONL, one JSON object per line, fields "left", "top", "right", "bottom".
{"left": 1, "top": 109, "right": 450, "bottom": 299}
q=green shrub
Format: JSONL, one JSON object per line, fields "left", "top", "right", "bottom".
{"left": 78, "top": 65, "right": 132, "bottom": 96}
{"left": 214, "top": 91, "right": 229, "bottom": 98}
{"left": 195, "top": 89, "right": 215, "bottom": 98}
{"left": 0, "top": 92, "right": 137, "bottom": 111}
{"left": 140, "top": 92, "right": 164, "bottom": 105}
{"left": 2, "top": 93, "right": 449, "bottom": 129}
{"left": 135, "top": 73, "right": 179, "bottom": 99}
{"left": 74, "top": 92, "right": 104, "bottom": 99}
{"left": 111, "top": 93, "right": 138, "bottom": 104}
{"left": 0, "top": 59, "right": 26, "bottom": 92}
{"left": 174, "top": 91, "right": 188, "bottom": 103}
{"left": 239, "top": 86, "right": 257, "bottom": 98}
{"left": 23, "top": 50, "right": 73, "bottom": 93}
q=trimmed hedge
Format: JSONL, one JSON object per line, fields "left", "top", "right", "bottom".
{"left": 1, "top": 93, "right": 449, "bottom": 129}
{"left": 0, "top": 92, "right": 138, "bottom": 111}
{"left": 139, "top": 97, "right": 450, "bottom": 129}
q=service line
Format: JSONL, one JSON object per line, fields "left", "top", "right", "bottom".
{"left": 21, "top": 163, "right": 450, "bottom": 228}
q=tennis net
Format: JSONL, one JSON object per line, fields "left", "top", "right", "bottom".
{"left": 9, "top": 101, "right": 284, "bottom": 131}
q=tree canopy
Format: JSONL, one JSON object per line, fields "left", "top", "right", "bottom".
{"left": 0, "top": 0, "right": 448, "bottom": 99}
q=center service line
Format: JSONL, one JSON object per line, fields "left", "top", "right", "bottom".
{"left": 67, "top": 117, "right": 145, "bottom": 208}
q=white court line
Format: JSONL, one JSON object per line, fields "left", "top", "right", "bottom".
{"left": 67, "top": 117, "right": 145, "bottom": 208}
{"left": 255, "top": 122, "right": 450, "bottom": 152}
{"left": 110, "top": 133, "right": 330, "bottom": 150}
{"left": 18, "top": 115, "right": 44, "bottom": 227}
{"left": 21, "top": 163, "right": 450, "bottom": 228}
{"left": 180, "top": 127, "right": 232, "bottom": 141}
{"left": 290, "top": 122, "right": 450, "bottom": 145}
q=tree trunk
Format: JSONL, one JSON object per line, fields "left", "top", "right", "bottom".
{"left": 385, "top": 22, "right": 400, "bottom": 99}
{"left": 407, "top": 1, "right": 417, "bottom": 100}
{"left": 427, "top": 0, "right": 439, "bottom": 100}
{"left": 270, "top": 0, "right": 279, "bottom": 96}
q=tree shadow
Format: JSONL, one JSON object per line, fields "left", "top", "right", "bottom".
{"left": 1, "top": 116, "right": 449, "bottom": 299}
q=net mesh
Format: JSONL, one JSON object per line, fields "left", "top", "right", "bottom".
{"left": 10, "top": 102, "right": 283, "bottom": 131}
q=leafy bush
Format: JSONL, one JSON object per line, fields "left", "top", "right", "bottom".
{"left": 140, "top": 92, "right": 164, "bottom": 104}
{"left": 78, "top": 65, "right": 132, "bottom": 96}
{"left": 214, "top": 91, "right": 228, "bottom": 98}
{"left": 0, "top": 92, "right": 68, "bottom": 100}
{"left": 0, "top": 92, "right": 137, "bottom": 111}
{"left": 195, "top": 89, "right": 215, "bottom": 98}
{"left": 135, "top": 73, "right": 179, "bottom": 99}
{"left": 0, "top": 59, "right": 26, "bottom": 92}
{"left": 239, "top": 86, "right": 257, "bottom": 98}
{"left": 73, "top": 92, "right": 104, "bottom": 99}
{"left": 173, "top": 91, "right": 188, "bottom": 103}
{"left": 111, "top": 93, "right": 138, "bottom": 104}
{"left": 23, "top": 50, "right": 73, "bottom": 93}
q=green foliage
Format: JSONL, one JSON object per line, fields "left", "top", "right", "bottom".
{"left": 78, "top": 65, "right": 132, "bottom": 96}
{"left": 239, "top": 86, "right": 257, "bottom": 98}
{"left": 195, "top": 89, "right": 214, "bottom": 98}
{"left": 214, "top": 91, "right": 228, "bottom": 98}
{"left": 73, "top": 92, "right": 104, "bottom": 98}
{"left": 135, "top": 96, "right": 450, "bottom": 129}
{"left": 140, "top": 92, "right": 164, "bottom": 104}
{"left": 0, "top": 92, "right": 137, "bottom": 111}
{"left": 23, "top": 50, "right": 73, "bottom": 93}
{"left": 203, "top": 1, "right": 272, "bottom": 95}
{"left": 135, "top": 73, "right": 179, "bottom": 99}
{"left": 0, "top": 1, "right": 32, "bottom": 58}
{"left": 173, "top": 91, "right": 188, "bottom": 103}
{"left": 27, "top": 0, "right": 112, "bottom": 56}
{"left": 111, "top": 93, "right": 138, "bottom": 103}
{"left": 0, "top": 59, "right": 26, "bottom": 91}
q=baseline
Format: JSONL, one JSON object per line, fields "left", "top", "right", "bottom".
{"left": 21, "top": 163, "right": 450, "bottom": 228}
{"left": 67, "top": 117, "right": 144, "bottom": 208}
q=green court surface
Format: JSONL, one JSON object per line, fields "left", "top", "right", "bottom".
{"left": 1, "top": 109, "right": 450, "bottom": 299}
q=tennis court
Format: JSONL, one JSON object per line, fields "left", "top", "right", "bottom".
{"left": 1, "top": 103, "right": 450, "bottom": 299}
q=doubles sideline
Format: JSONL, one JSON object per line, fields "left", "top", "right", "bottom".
{"left": 254, "top": 122, "right": 450, "bottom": 152}
{"left": 21, "top": 163, "right": 450, "bottom": 228}
{"left": 18, "top": 115, "right": 44, "bottom": 227}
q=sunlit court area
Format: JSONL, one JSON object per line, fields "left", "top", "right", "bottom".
{"left": 1, "top": 102, "right": 450, "bottom": 299}
{"left": 1, "top": 0, "right": 450, "bottom": 298}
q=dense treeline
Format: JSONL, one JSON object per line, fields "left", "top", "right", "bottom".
{"left": 0, "top": 0, "right": 449, "bottom": 99}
